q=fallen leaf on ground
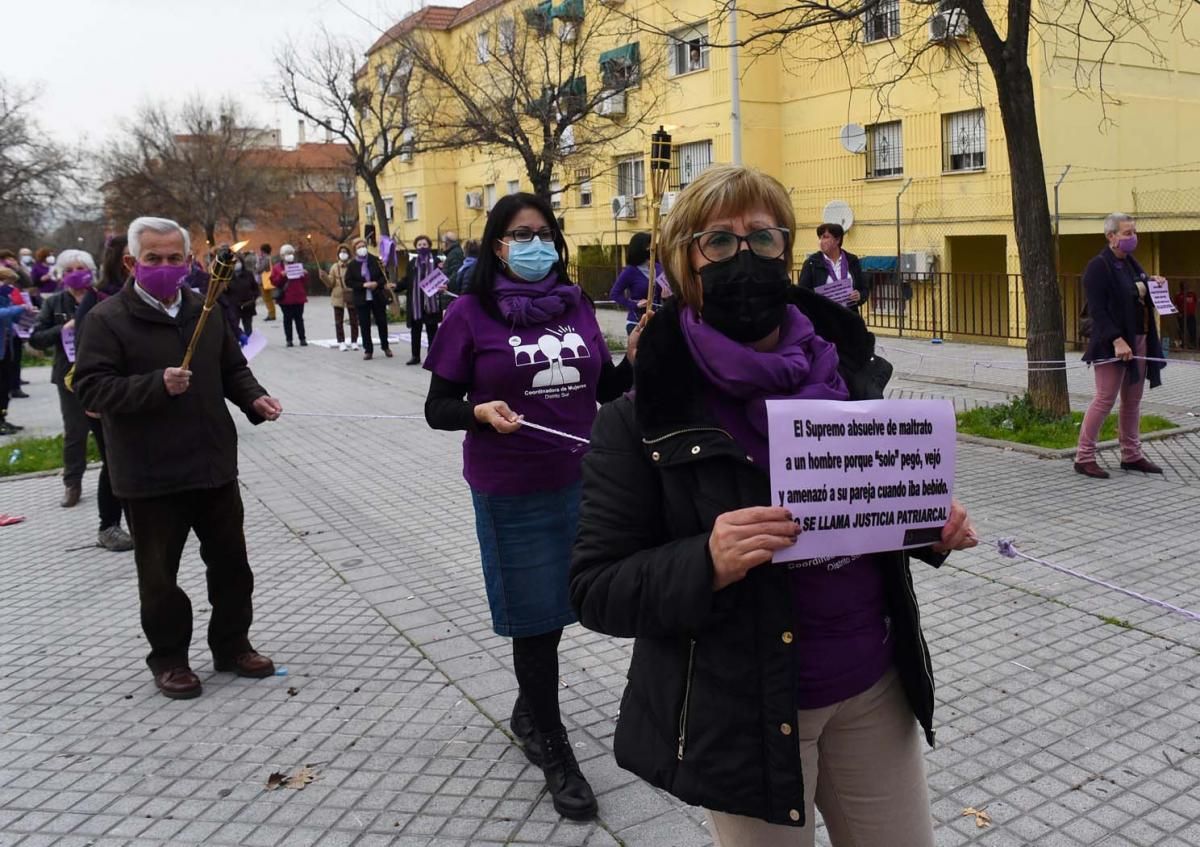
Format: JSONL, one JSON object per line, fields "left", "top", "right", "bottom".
{"left": 962, "top": 807, "right": 992, "bottom": 828}
{"left": 265, "top": 765, "right": 318, "bottom": 790}
{"left": 286, "top": 687, "right": 298, "bottom": 697}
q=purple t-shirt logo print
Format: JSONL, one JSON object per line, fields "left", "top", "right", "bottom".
{"left": 509, "top": 324, "right": 592, "bottom": 389}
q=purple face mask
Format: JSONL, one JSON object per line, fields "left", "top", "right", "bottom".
{"left": 62, "top": 269, "right": 94, "bottom": 290}
{"left": 135, "top": 262, "right": 188, "bottom": 301}
{"left": 1117, "top": 234, "right": 1138, "bottom": 254}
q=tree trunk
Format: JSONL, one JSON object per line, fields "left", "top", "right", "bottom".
{"left": 993, "top": 60, "right": 1070, "bottom": 416}
{"left": 204, "top": 223, "right": 217, "bottom": 250}
{"left": 363, "top": 173, "right": 391, "bottom": 240}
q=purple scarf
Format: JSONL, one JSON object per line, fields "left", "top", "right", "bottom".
{"left": 680, "top": 305, "right": 849, "bottom": 465}
{"left": 493, "top": 272, "right": 581, "bottom": 327}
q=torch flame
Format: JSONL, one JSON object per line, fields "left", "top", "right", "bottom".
{"left": 231, "top": 240, "right": 249, "bottom": 253}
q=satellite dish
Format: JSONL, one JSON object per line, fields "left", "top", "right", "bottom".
{"left": 838, "top": 124, "right": 867, "bottom": 154}
{"left": 822, "top": 200, "right": 855, "bottom": 231}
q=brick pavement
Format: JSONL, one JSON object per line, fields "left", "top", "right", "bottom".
{"left": 2, "top": 306, "right": 1199, "bottom": 847}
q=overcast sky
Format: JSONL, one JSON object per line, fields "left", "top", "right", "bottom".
{"left": 6, "top": 0, "right": 439, "bottom": 151}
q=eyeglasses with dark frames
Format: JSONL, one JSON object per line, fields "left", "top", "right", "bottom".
{"left": 502, "top": 227, "right": 556, "bottom": 243}
{"left": 691, "top": 227, "right": 790, "bottom": 263}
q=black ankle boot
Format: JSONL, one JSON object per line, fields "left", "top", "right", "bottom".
{"left": 510, "top": 695, "right": 544, "bottom": 766}
{"left": 539, "top": 726, "right": 597, "bottom": 821}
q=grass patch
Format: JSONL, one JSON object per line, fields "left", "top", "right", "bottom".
{"left": 1099, "top": 615, "right": 1133, "bottom": 629}
{"left": 1, "top": 434, "right": 100, "bottom": 477}
{"left": 21, "top": 347, "right": 50, "bottom": 368}
{"left": 603, "top": 332, "right": 629, "bottom": 354}
{"left": 957, "top": 394, "right": 1176, "bottom": 450}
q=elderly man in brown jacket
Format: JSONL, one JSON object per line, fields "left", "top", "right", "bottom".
{"left": 75, "top": 216, "right": 284, "bottom": 700}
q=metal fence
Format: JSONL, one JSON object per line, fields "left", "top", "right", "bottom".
{"left": 852, "top": 271, "right": 1200, "bottom": 353}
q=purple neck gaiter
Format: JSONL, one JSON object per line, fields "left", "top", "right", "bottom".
{"left": 680, "top": 305, "right": 849, "bottom": 464}
{"left": 492, "top": 272, "right": 581, "bottom": 327}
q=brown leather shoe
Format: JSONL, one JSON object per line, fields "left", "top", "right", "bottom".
{"left": 61, "top": 484, "right": 81, "bottom": 508}
{"left": 154, "top": 666, "right": 202, "bottom": 700}
{"left": 1120, "top": 457, "right": 1163, "bottom": 474}
{"left": 214, "top": 651, "right": 275, "bottom": 678}
{"left": 1073, "top": 461, "right": 1110, "bottom": 479}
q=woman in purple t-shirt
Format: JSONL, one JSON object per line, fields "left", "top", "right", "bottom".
{"left": 610, "top": 231, "right": 665, "bottom": 334}
{"left": 570, "top": 165, "right": 977, "bottom": 847}
{"left": 423, "top": 193, "right": 635, "bottom": 822}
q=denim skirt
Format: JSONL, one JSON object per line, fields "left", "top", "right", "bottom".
{"left": 470, "top": 481, "right": 581, "bottom": 638}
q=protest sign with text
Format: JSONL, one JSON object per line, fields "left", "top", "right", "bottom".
{"left": 814, "top": 277, "right": 854, "bottom": 306}
{"left": 1149, "top": 280, "right": 1178, "bottom": 316}
{"left": 766, "top": 398, "right": 956, "bottom": 560}
{"left": 284, "top": 262, "right": 306, "bottom": 280}
{"left": 419, "top": 268, "right": 449, "bottom": 298}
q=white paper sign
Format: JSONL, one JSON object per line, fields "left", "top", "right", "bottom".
{"left": 814, "top": 277, "right": 854, "bottom": 306}
{"left": 1149, "top": 280, "right": 1178, "bottom": 316}
{"left": 767, "top": 398, "right": 956, "bottom": 560}
{"left": 419, "top": 268, "right": 449, "bottom": 297}
{"left": 62, "top": 325, "right": 76, "bottom": 363}
{"left": 284, "top": 263, "right": 306, "bottom": 280}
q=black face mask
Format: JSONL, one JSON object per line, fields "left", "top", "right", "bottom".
{"left": 698, "top": 251, "right": 790, "bottom": 343}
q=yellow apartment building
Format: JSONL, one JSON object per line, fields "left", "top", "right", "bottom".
{"left": 359, "top": 0, "right": 1200, "bottom": 345}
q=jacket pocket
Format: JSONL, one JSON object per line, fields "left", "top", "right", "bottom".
{"left": 677, "top": 638, "right": 697, "bottom": 761}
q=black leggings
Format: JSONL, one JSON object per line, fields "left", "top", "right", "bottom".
{"left": 410, "top": 317, "right": 441, "bottom": 360}
{"left": 512, "top": 628, "right": 563, "bottom": 734}
{"left": 280, "top": 303, "right": 306, "bottom": 344}
{"left": 357, "top": 299, "right": 390, "bottom": 354}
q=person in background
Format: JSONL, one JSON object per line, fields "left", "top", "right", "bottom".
{"left": 424, "top": 192, "right": 635, "bottom": 822}
{"left": 610, "top": 231, "right": 664, "bottom": 335}
{"left": 1075, "top": 212, "right": 1166, "bottom": 479}
{"left": 270, "top": 244, "right": 309, "bottom": 348}
{"left": 798, "top": 223, "right": 869, "bottom": 311}
{"left": 451, "top": 240, "right": 480, "bottom": 295}
{"left": 1174, "top": 287, "right": 1197, "bottom": 350}
{"left": 74, "top": 216, "right": 282, "bottom": 700}
{"left": 319, "top": 243, "right": 360, "bottom": 351}
{"left": 343, "top": 237, "right": 393, "bottom": 360}
{"left": 0, "top": 252, "right": 31, "bottom": 399}
{"left": 29, "top": 250, "right": 100, "bottom": 509}
{"left": 441, "top": 231, "right": 464, "bottom": 285}
{"left": 228, "top": 255, "right": 260, "bottom": 338}
{"left": 256, "top": 243, "right": 277, "bottom": 321}
{"left": 570, "top": 164, "right": 975, "bottom": 847}
{"left": 32, "top": 248, "right": 57, "bottom": 295}
{"left": 403, "top": 235, "right": 445, "bottom": 365}
{"left": 0, "top": 271, "right": 33, "bottom": 435}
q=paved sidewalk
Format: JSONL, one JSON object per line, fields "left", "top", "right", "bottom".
{"left": 2, "top": 308, "right": 1199, "bottom": 846}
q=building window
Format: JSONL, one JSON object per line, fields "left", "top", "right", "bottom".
{"left": 383, "top": 196, "right": 395, "bottom": 222}
{"left": 499, "top": 18, "right": 516, "bottom": 53}
{"left": 403, "top": 193, "right": 417, "bottom": 221}
{"left": 600, "top": 43, "right": 641, "bottom": 89}
{"left": 578, "top": 181, "right": 593, "bottom": 207}
{"left": 863, "top": 0, "right": 900, "bottom": 42}
{"left": 942, "top": 109, "right": 986, "bottom": 172}
{"left": 617, "top": 156, "right": 645, "bottom": 197}
{"left": 507, "top": 179, "right": 520, "bottom": 195}
{"left": 550, "top": 180, "right": 563, "bottom": 209}
{"left": 866, "top": 121, "right": 903, "bottom": 179}
{"left": 336, "top": 177, "right": 355, "bottom": 197}
{"left": 477, "top": 30, "right": 490, "bottom": 64}
{"left": 668, "top": 24, "right": 709, "bottom": 76}
{"left": 485, "top": 183, "right": 497, "bottom": 210}
{"left": 365, "top": 202, "right": 374, "bottom": 221}
{"left": 672, "top": 140, "right": 713, "bottom": 190}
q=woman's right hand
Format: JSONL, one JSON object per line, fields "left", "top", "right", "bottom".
{"left": 474, "top": 400, "right": 523, "bottom": 434}
{"left": 709, "top": 507, "right": 799, "bottom": 591}
{"left": 364, "top": 281, "right": 378, "bottom": 290}
{"left": 1113, "top": 337, "right": 1133, "bottom": 361}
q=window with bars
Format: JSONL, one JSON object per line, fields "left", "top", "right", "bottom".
{"left": 617, "top": 157, "right": 645, "bottom": 197}
{"left": 668, "top": 24, "right": 709, "bottom": 76}
{"left": 670, "top": 140, "right": 713, "bottom": 190}
{"left": 942, "top": 109, "right": 986, "bottom": 172}
{"left": 863, "top": 0, "right": 900, "bottom": 42}
{"left": 866, "top": 121, "right": 903, "bottom": 179}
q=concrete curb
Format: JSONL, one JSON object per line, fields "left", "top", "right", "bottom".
{"left": 957, "top": 422, "right": 1200, "bottom": 459}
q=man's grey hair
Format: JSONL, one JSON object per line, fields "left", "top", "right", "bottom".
{"left": 51, "top": 249, "right": 97, "bottom": 279}
{"left": 128, "top": 217, "right": 190, "bottom": 259}
{"left": 1103, "top": 212, "right": 1135, "bottom": 236}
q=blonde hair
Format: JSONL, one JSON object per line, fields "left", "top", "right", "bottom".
{"left": 659, "top": 164, "right": 796, "bottom": 310}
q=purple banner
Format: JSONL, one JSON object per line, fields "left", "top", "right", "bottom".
{"left": 243, "top": 330, "right": 267, "bottom": 361}
{"left": 766, "top": 398, "right": 956, "bottom": 560}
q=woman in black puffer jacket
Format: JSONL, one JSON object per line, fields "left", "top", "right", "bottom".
{"left": 569, "top": 165, "right": 976, "bottom": 847}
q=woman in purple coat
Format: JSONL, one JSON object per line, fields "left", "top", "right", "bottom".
{"left": 609, "top": 231, "right": 665, "bottom": 334}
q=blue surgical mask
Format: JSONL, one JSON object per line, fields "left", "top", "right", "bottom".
{"left": 505, "top": 239, "right": 558, "bottom": 282}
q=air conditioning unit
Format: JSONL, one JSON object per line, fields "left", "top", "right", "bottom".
{"left": 660, "top": 191, "right": 679, "bottom": 215}
{"left": 900, "top": 251, "right": 933, "bottom": 274}
{"left": 611, "top": 195, "right": 637, "bottom": 220}
{"left": 928, "top": 8, "right": 969, "bottom": 41}
{"left": 596, "top": 90, "right": 626, "bottom": 117}
{"left": 465, "top": 191, "right": 484, "bottom": 209}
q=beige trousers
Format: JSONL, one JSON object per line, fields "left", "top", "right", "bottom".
{"left": 707, "top": 668, "right": 935, "bottom": 847}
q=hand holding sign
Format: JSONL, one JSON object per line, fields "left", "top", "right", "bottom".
{"left": 61, "top": 325, "right": 76, "bottom": 363}
{"left": 1148, "top": 279, "right": 1178, "bottom": 315}
{"left": 419, "top": 269, "right": 449, "bottom": 297}
{"left": 767, "top": 399, "right": 957, "bottom": 560}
